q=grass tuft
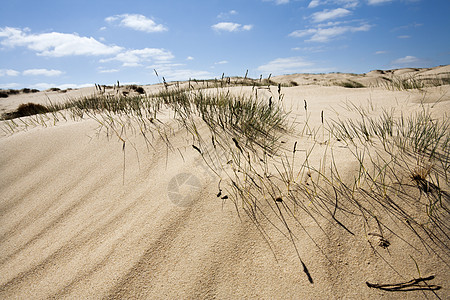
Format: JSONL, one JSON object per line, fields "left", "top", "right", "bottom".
{"left": 334, "top": 80, "right": 365, "bottom": 88}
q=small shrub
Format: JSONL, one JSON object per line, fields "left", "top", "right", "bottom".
{"left": 17, "top": 102, "right": 49, "bottom": 116}
{"left": 129, "top": 85, "right": 145, "bottom": 94}
{"left": 0, "top": 91, "right": 8, "bottom": 98}
{"left": 335, "top": 80, "right": 365, "bottom": 88}
{"left": 7, "top": 89, "right": 20, "bottom": 95}
{"left": 3, "top": 102, "right": 50, "bottom": 119}
{"left": 135, "top": 86, "right": 145, "bottom": 94}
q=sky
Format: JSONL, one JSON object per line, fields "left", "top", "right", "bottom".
{"left": 0, "top": 0, "right": 449, "bottom": 90}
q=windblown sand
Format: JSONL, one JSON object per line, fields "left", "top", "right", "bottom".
{"left": 1, "top": 66, "right": 449, "bottom": 299}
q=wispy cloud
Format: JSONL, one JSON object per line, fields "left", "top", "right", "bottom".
{"left": 212, "top": 22, "right": 253, "bottom": 32}
{"left": 292, "top": 46, "right": 325, "bottom": 52}
{"left": 105, "top": 14, "right": 167, "bottom": 33}
{"left": 0, "top": 27, "right": 122, "bottom": 57}
{"left": 308, "top": 0, "right": 321, "bottom": 8}
{"left": 391, "top": 22, "right": 422, "bottom": 31}
{"left": 311, "top": 8, "right": 352, "bottom": 22}
{"left": 367, "top": 0, "right": 393, "bottom": 5}
{"left": 391, "top": 55, "right": 431, "bottom": 68}
{"left": 23, "top": 68, "right": 64, "bottom": 77}
{"left": 215, "top": 60, "right": 229, "bottom": 65}
{"left": 391, "top": 55, "right": 420, "bottom": 64}
{"left": 186, "top": 56, "right": 194, "bottom": 61}
{"left": 308, "top": 0, "right": 359, "bottom": 9}
{"left": 217, "top": 10, "right": 238, "bottom": 19}
{"left": 263, "top": 0, "right": 290, "bottom": 4}
{"left": 101, "top": 48, "right": 174, "bottom": 67}
{"left": 375, "top": 50, "right": 387, "bottom": 54}
{"left": 290, "top": 24, "right": 370, "bottom": 42}
{"left": 397, "top": 35, "right": 411, "bottom": 39}
{"left": 149, "top": 63, "right": 211, "bottom": 81}
{"left": 257, "top": 57, "right": 314, "bottom": 74}
{"left": 257, "top": 57, "right": 335, "bottom": 75}
{"left": 30, "top": 82, "right": 92, "bottom": 91}
{"left": 98, "top": 68, "right": 119, "bottom": 73}
{"left": 0, "top": 82, "right": 20, "bottom": 89}
{"left": 0, "top": 69, "right": 20, "bottom": 76}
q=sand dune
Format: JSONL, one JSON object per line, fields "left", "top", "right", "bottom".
{"left": 1, "top": 67, "right": 449, "bottom": 299}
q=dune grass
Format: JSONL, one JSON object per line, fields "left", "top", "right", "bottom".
{"left": 375, "top": 73, "right": 450, "bottom": 91}
{"left": 1, "top": 75, "right": 448, "bottom": 290}
{"left": 326, "top": 105, "right": 449, "bottom": 250}
{"left": 334, "top": 80, "right": 365, "bottom": 88}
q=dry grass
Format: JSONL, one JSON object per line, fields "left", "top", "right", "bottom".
{"left": 1, "top": 75, "right": 448, "bottom": 292}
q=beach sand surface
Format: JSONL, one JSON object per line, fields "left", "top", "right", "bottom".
{"left": 1, "top": 66, "right": 449, "bottom": 299}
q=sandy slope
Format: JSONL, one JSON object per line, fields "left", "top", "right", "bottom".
{"left": 1, "top": 67, "right": 449, "bottom": 299}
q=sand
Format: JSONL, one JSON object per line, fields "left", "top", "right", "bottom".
{"left": 1, "top": 66, "right": 449, "bottom": 299}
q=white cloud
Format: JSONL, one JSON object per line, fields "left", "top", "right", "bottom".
{"left": 98, "top": 68, "right": 119, "bottom": 73}
{"left": 218, "top": 10, "right": 238, "bottom": 19}
{"left": 149, "top": 63, "right": 211, "bottom": 81}
{"left": 30, "top": 82, "right": 92, "bottom": 91}
{"left": 23, "top": 68, "right": 64, "bottom": 77}
{"left": 316, "top": 21, "right": 347, "bottom": 28}
{"left": 215, "top": 60, "right": 229, "bottom": 65}
{"left": 257, "top": 57, "right": 314, "bottom": 74}
{"left": 290, "top": 24, "right": 370, "bottom": 42}
{"left": 186, "top": 56, "right": 194, "bottom": 60}
{"left": 397, "top": 35, "right": 411, "bottom": 39}
{"left": 105, "top": 14, "right": 167, "bottom": 33}
{"left": 308, "top": 0, "right": 359, "bottom": 9}
{"left": 308, "top": 0, "right": 321, "bottom": 8}
{"left": 391, "top": 55, "right": 420, "bottom": 64}
{"left": 375, "top": 50, "right": 387, "bottom": 54}
{"left": 391, "top": 55, "right": 430, "bottom": 68}
{"left": 367, "top": 0, "right": 392, "bottom": 4}
{"left": 0, "top": 27, "right": 122, "bottom": 57}
{"left": 311, "top": 8, "right": 352, "bottom": 23}
{"left": 290, "top": 29, "right": 319, "bottom": 38}
{"left": 161, "top": 69, "right": 211, "bottom": 81}
{"left": 0, "top": 82, "right": 20, "bottom": 89}
{"left": 101, "top": 48, "right": 174, "bottom": 67}
{"left": 0, "top": 69, "right": 20, "bottom": 76}
{"left": 292, "top": 46, "right": 325, "bottom": 52}
{"left": 212, "top": 22, "right": 253, "bottom": 32}
{"left": 392, "top": 22, "right": 422, "bottom": 31}
{"left": 212, "top": 22, "right": 239, "bottom": 32}
{"left": 342, "top": 0, "right": 359, "bottom": 8}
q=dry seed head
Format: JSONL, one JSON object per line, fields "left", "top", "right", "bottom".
{"left": 411, "top": 163, "right": 432, "bottom": 181}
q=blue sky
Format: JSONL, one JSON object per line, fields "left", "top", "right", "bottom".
{"left": 0, "top": 0, "right": 449, "bottom": 90}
